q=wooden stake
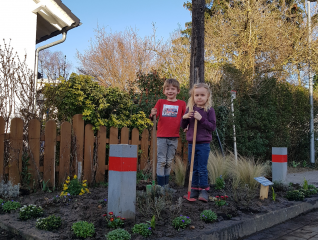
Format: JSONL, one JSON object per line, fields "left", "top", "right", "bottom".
{"left": 260, "top": 184, "right": 269, "bottom": 200}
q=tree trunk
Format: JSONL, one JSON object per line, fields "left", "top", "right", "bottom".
{"left": 190, "top": 0, "right": 205, "bottom": 88}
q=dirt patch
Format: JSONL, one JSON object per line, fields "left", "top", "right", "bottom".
{"left": 0, "top": 180, "right": 307, "bottom": 240}
{"left": 287, "top": 166, "right": 316, "bottom": 173}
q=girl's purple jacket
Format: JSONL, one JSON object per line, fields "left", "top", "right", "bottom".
{"left": 181, "top": 106, "right": 216, "bottom": 143}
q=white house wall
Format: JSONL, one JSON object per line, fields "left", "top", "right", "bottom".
{"left": 0, "top": 0, "right": 38, "bottom": 70}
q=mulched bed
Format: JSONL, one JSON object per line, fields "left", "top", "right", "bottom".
{"left": 0, "top": 178, "right": 307, "bottom": 240}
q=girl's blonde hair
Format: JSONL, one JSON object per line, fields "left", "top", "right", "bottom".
{"left": 187, "top": 83, "right": 212, "bottom": 112}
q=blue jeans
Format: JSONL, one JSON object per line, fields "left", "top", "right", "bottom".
{"left": 188, "top": 143, "right": 210, "bottom": 189}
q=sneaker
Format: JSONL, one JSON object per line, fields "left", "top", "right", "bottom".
{"left": 198, "top": 190, "right": 208, "bottom": 202}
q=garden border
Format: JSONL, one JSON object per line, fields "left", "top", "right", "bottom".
{"left": 0, "top": 196, "right": 317, "bottom": 239}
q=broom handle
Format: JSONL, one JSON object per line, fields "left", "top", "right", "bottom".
{"left": 188, "top": 119, "right": 198, "bottom": 194}
{"left": 152, "top": 115, "right": 157, "bottom": 182}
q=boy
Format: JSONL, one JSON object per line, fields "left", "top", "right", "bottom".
{"left": 150, "top": 78, "right": 186, "bottom": 188}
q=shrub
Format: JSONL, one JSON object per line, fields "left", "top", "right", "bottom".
{"left": 2, "top": 200, "right": 21, "bottom": 213}
{"left": 172, "top": 215, "right": 191, "bottom": 230}
{"left": 285, "top": 190, "right": 305, "bottom": 201}
{"left": 215, "top": 195, "right": 229, "bottom": 207}
{"left": 215, "top": 175, "right": 225, "bottom": 190}
{"left": 19, "top": 204, "right": 43, "bottom": 220}
{"left": 200, "top": 210, "right": 217, "bottom": 223}
{"left": 106, "top": 228, "right": 131, "bottom": 240}
{"left": 36, "top": 215, "right": 62, "bottom": 231}
{"left": 60, "top": 175, "right": 89, "bottom": 196}
{"left": 132, "top": 223, "right": 152, "bottom": 237}
{"left": 71, "top": 221, "right": 95, "bottom": 238}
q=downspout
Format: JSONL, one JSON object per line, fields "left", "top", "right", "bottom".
{"left": 33, "top": 30, "right": 67, "bottom": 111}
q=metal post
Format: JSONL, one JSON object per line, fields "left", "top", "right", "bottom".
{"left": 307, "top": 0, "right": 315, "bottom": 164}
{"left": 231, "top": 90, "right": 238, "bottom": 163}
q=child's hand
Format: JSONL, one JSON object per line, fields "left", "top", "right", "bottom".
{"left": 194, "top": 111, "right": 202, "bottom": 121}
{"left": 183, "top": 111, "right": 193, "bottom": 119}
{"left": 183, "top": 125, "right": 189, "bottom": 133}
{"left": 151, "top": 108, "right": 157, "bottom": 117}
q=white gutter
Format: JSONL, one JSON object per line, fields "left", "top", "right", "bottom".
{"left": 33, "top": 31, "right": 67, "bottom": 111}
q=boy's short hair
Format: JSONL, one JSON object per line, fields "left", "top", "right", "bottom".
{"left": 163, "top": 78, "right": 180, "bottom": 91}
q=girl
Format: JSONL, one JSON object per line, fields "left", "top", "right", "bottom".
{"left": 181, "top": 83, "right": 216, "bottom": 202}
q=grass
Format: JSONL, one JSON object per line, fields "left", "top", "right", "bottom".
{"left": 172, "top": 155, "right": 187, "bottom": 187}
{"left": 207, "top": 151, "right": 232, "bottom": 184}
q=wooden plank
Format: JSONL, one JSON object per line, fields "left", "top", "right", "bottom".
{"left": 109, "top": 127, "right": 118, "bottom": 144}
{"left": 96, "top": 126, "right": 106, "bottom": 183}
{"left": 28, "top": 119, "right": 41, "bottom": 186}
{"left": 260, "top": 185, "right": 269, "bottom": 200}
{"left": 59, "top": 121, "right": 71, "bottom": 185}
{"left": 9, "top": 118, "right": 23, "bottom": 185}
{"left": 44, "top": 120, "right": 56, "bottom": 188}
{"left": 83, "top": 124, "right": 94, "bottom": 184}
{"left": 140, "top": 129, "right": 149, "bottom": 171}
{"left": 72, "top": 114, "right": 84, "bottom": 180}
{"left": 131, "top": 128, "right": 140, "bottom": 169}
{"left": 120, "top": 127, "right": 129, "bottom": 144}
{"left": 0, "top": 117, "right": 5, "bottom": 181}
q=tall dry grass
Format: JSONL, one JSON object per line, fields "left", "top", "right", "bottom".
{"left": 172, "top": 156, "right": 187, "bottom": 187}
{"left": 207, "top": 151, "right": 233, "bottom": 184}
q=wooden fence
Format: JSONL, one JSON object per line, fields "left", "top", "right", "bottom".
{"left": 0, "top": 114, "right": 188, "bottom": 188}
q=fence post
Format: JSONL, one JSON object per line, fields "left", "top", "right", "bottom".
{"left": 9, "top": 118, "right": 23, "bottom": 185}
{"left": 73, "top": 114, "right": 84, "bottom": 181}
{"left": 28, "top": 119, "right": 41, "bottom": 186}
{"left": 96, "top": 126, "right": 106, "bottom": 183}
{"left": 59, "top": 121, "right": 71, "bottom": 185}
{"left": 0, "top": 117, "right": 5, "bottom": 181}
{"left": 83, "top": 124, "right": 94, "bottom": 184}
{"left": 44, "top": 120, "right": 56, "bottom": 188}
{"left": 108, "top": 144, "right": 137, "bottom": 220}
{"left": 140, "top": 129, "right": 149, "bottom": 171}
{"left": 272, "top": 147, "right": 287, "bottom": 182}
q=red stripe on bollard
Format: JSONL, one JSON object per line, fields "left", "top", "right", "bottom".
{"left": 109, "top": 157, "right": 137, "bottom": 171}
{"left": 272, "top": 155, "right": 287, "bottom": 163}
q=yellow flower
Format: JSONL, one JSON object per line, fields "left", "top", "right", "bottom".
{"left": 81, "top": 188, "right": 85, "bottom": 193}
{"left": 73, "top": 175, "right": 77, "bottom": 179}
{"left": 82, "top": 183, "right": 87, "bottom": 187}
{"left": 65, "top": 180, "right": 70, "bottom": 184}
{"left": 63, "top": 186, "right": 68, "bottom": 191}
{"left": 64, "top": 184, "right": 68, "bottom": 187}
{"left": 83, "top": 180, "right": 87, "bottom": 183}
{"left": 67, "top": 176, "right": 70, "bottom": 180}
{"left": 60, "top": 191, "right": 65, "bottom": 196}
{"left": 79, "top": 192, "right": 83, "bottom": 196}
{"left": 86, "top": 188, "right": 90, "bottom": 193}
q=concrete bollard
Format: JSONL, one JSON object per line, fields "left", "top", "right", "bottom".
{"left": 272, "top": 147, "right": 287, "bottom": 182}
{"left": 108, "top": 144, "right": 137, "bottom": 220}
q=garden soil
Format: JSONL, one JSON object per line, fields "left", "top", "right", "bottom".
{"left": 0, "top": 177, "right": 310, "bottom": 240}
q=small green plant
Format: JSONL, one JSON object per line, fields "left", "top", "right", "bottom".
{"left": 172, "top": 215, "right": 191, "bottom": 230}
{"left": 285, "top": 190, "right": 305, "bottom": 201}
{"left": 132, "top": 223, "right": 152, "bottom": 237}
{"left": 71, "top": 221, "right": 95, "bottom": 238}
{"left": 272, "top": 187, "right": 277, "bottom": 201}
{"left": 60, "top": 175, "right": 89, "bottom": 196}
{"left": 146, "top": 215, "right": 156, "bottom": 230}
{"left": 215, "top": 175, "right": 225, "bottom": 190}
{"left": 200, "top": 210, "right": 217, "bottom": 223}
{"left": 42, "top": 179, "right": 51, "bottom": 193}
{"left": 2, "top": 200, "right": 21, "bottom": 212}
{"left": 303, "top": 178, "right": 309, "bottom": 190}
{"left": 0, "top": 199, "right": 4, "bottom": 205}
{"left": 105, "top": 228, "right": 131, "bottom": 240}
{"left": 302, "top": 160, "right": 308, "bottom": 168}
{"left": 19, "top": 204, "right": 43, "bottom": 220}
{"left": 103, "top": 212, "right": 125, "bottom": 228}
{"left": 36, "top": 215, "right": 62, "bottom": 231}
{"left": 98, "top": 198, "right": 107, "bottom": 206}
{"left": 215, "top": 195, "right": 228, "bottom": 207}
{"left": 290, "top": 161, "right": 300, "bottom": 168}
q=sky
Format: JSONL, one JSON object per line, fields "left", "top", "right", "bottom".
{"left": 36, "top": 0, "right": 192, "bottom": 73}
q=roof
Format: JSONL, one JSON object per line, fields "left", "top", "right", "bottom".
{"left": 33, "top": 0, "right": 81, "bottom": 44}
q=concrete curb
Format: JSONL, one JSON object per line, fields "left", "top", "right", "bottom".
{"left": 190, "top": 196, "right": 318, "bottom": 240}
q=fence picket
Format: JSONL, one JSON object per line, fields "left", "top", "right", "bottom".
{"left": 9, "top": 118, "right": 23, "bottom": 185}
{"left": 109, "top": 127, "right": 118, "bottom": 144}
{"left": 84, "top": 124, "right": 94, "bottom": 184}
{"left": 59, "top": 121, "right": 71, "bottom": 185}
{"left": 0, "top": 117, "right": 5, "bottom": 181}
{"left": 96, "top": 126, "right": 106, "bottom": 183}
{"left": 28, "top": 119, "right": 40, "bottom": 186}
{"left": 44, "top": 120, "right": 56, "bottom": 188}
{"left": 140, "top": 129, "right": 149, "bottom": 170}
{"left": 120, "top": 127, "right": 129, "bottom": 144}
{"left": 73, "top": 114, "right": 84, "bottom": 180}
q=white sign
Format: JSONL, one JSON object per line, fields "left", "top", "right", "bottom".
{"left": 254, "top": 177, "right": 273, "bottom": 186}
{"left": 231, "top": 90, "right": 237, "bottom": 99}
